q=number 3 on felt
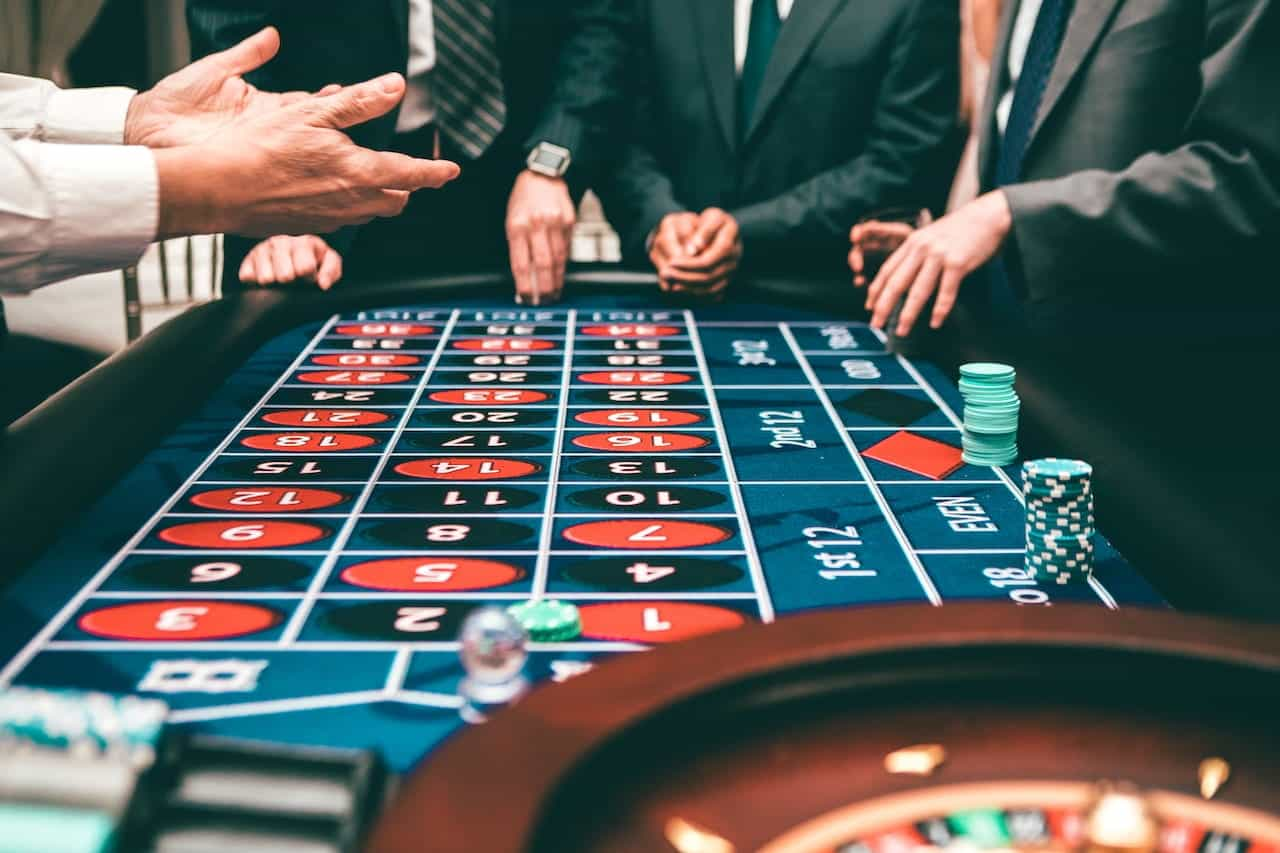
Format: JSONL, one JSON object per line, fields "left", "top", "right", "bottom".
{"left": 156, "top": 606, "right": 209, "bottom": 632}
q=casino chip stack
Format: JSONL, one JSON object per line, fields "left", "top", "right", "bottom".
{"left": 1023, "top": 458, "right": 1096, "bottom": 586}
{"left": 0, "top": 686, "right": 170, "bottom": 853}
{"left": 958, "top": 363, "right": 1021, "bottom": 467}
{"left": 507, "top": 600, "right": 582, "bottom": 642}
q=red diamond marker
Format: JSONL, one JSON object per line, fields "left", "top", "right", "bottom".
{"left": 863, "top": 431, "right": 964, "bottom": 480}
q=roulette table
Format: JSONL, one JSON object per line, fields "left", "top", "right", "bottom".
{"left": 0, "top": 272, "right": 1276, "bottom": 850}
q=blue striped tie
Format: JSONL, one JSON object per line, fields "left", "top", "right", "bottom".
{"left": 988, "top": 0, "right": 1074, "bottom": 310}
{"left": 432, "top": 0, "right": 507, "bottom": 160}
{"left": 995, "top": 0, "right": 1074, "bottom": 187}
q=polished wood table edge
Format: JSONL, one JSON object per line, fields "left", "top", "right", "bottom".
{"left": 367, "top": 604, "right": 1280, "bottom": 853}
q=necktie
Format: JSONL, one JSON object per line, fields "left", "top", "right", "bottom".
{"left": 739, "top": 0, "right": 781, "bottom": 141}
{"left": 988, "top": 0, "right": 1074, "bottom": 308}
{"left": 995, "top": 0, "right": 1075, "bottom": 187}
{"left": 432, "top": 0, "right": 507, "bottom": 160}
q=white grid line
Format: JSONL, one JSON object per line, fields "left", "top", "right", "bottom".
{"left": 685, "top": 310, "right": 774, "bottom": 622}
{"left": 42, "top": 641, "right": 646, "bottom": 653}
{"left": 89, "top": 591, "right": 761, "bottom": 601}
{"left": 5, "top": 312, "right": 1136, "bottom": 697}
{"left": 532, "top": 310, "right": 575, "bottom": 600}
{"left": 124, "top": 549, "right": 749, "bottom": 557}
{"left": 0, "top": 317, "right": 342, "bottom": 688}
{"left": 279, "top": 310, "right": 461, "bottom": 644}
{"left": 779, "top": 323, "right": 942, "bottom": 606}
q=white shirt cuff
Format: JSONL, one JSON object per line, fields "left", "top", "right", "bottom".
{"left": 44, "top": 86, "right": 137, "bottom": 145}
{"left": 43, "top": 143, "right": 158, "bottom": 275}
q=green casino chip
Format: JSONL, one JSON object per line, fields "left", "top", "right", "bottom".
{"left": 506, "top": 600, "right": 582, "bottom": 642}
{"left": 960, "top": 363, "right": 1020, "bottom": 468}
{"left": 1022, "top": 458, "right": 1092, "bottom": 481}
{"left": 0, "top": 687, "right": 168, "bottom": 768}
{"left": 959, "top": 363, "right": 1016, "bottom": 383}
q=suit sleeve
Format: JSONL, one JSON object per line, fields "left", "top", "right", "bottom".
{"left": 729, "top": 0, "right": 962, "bottom": 255}
{"left": 523, "top": 0, "right": 630, "bottom": 192}
{"left": 1001, "top": 0, "right": 1280, "bottom": 301}
{"left": 591, "top": 7, "right": 688, "bottom": 263}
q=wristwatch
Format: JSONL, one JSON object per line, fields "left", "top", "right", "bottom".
{"left": 526, "top": 141, "right": 572, "bottom": 178}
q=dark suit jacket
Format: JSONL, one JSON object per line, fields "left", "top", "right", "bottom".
{"left": 187, "top": 0, "right": 629, "bottom": 280}
{"left": 597, "top": 0, "right": 961, "bottom": 280}
{"left": 979, "top": 0, "right": 1280, "bottom": 318}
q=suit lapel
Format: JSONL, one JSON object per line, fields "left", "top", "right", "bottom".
{"left": 692, "top": 0, "right": 738, "bottom": 154}
{"left": 743, "top": 0, "right": 848, "bottom": 144}
{"left": 1027, "top": 0, "right": 1124, "bottom": 142}
{"left": 977, "top": 0, "right": 1023, "bottom": 189}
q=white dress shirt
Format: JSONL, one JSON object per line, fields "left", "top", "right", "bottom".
{"left": 0, "top": 74, "right": 157, "bottom": 294}
{"left": 396, "top": 0, "right": 438, "bottom": 134}
{"left": 996, "top": 0, "right": 1044, "bottom": 135}
{"left": 734, "top": 0, "right": 795, "bottom": 74}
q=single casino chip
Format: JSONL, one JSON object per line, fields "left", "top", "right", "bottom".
{"left": 506, "top": 600, "right": 582, "bottom": 642}
{"left": 1023, "top": 458, "right": 1093, "bottom": 481}
{"left": 959, "top": 362, "right": 1017, "bottom": 382}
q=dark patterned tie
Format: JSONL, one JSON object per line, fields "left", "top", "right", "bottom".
{"left": 432, "top": 0, "right": 507, "bottom": 160}
{"left": 995, "top": 0, "right": 1075, "bottom": 188}
{"left": 738, "top": 0, "right": 781, "bottom": 142}
{"left": 988, "top": 0, "right": 1075, "bottom": 307}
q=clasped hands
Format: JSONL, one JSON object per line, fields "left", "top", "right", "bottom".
{"left": 649, "top": 208, "right": 743, "bottom": 299}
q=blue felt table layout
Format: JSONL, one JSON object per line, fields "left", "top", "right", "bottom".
{"left": 0, "top": 297, "right": 1163, "bottom": 771}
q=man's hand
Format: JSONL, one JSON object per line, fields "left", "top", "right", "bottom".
{"left": 152, "top": 73, "right": 461, "bottom": 239}
{"left": 648, "top": 211, "right": 700, "bottom": 289}
{"left": 849, "top": 220, "right": 916, "bottom": 288}
{"left": 650, "top": 208, "right": 742, "bottom": 298}
{"left": 866, "top": 191, "right": 1013, "bottom": 335}
{"left": 506, "top": 171, "right": 576, "bottom": 306}
{"left": 240, "top": 235, "right": 343, "bottom": 290}
{"left": 125, "top": 28, "right": 324, "bottom": 149}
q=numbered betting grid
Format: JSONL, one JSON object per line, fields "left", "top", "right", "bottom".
{"left": 2, "top": 306, "right": 1124, "bottom": 699}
